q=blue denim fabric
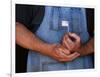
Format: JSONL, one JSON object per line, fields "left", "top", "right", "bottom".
{"left": 27, "top": 6, "right": 93, "bottom": 72}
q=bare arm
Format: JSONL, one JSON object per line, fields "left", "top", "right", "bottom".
{"left": 16, "top": 22, "right": 49, "bottom": 54}
{"left": 78, "top": 38, "right": 94, "bottom": 56}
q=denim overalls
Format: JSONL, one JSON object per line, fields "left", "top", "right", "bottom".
{"left": 27, "top": 6, "right": 93, "bottom": 72}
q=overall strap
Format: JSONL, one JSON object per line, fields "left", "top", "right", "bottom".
{"left": 71, "top": 8, "right": 87, "bottom": 34}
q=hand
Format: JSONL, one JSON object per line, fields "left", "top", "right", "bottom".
{"left": 62, "top": 32, "right": 81, "bottom": 52}
{"left": 44, "top": 44, "right": 80, "bottom": 62}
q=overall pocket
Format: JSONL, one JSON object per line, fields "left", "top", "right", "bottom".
{"left": 49, "top": 7, "right": 71, "bottom": 32}
{"left": 71, "top": 8, "right": 87, "bottom": 35}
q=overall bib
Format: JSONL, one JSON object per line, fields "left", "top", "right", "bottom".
{"left": 27, "top": 6, "right": 93, "bottom": 72}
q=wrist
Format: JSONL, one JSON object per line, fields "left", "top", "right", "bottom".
{"left": 77, "top": 45, "right": 87, "bottom": 56}
{"left": 35, "top": 42, "right": 52, "bottom": 56}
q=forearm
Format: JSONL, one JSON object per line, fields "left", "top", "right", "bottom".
{"left": 78, "top": 38, "right": 94, "bottom": 56}
{"left": 16, "top": 22, "right": 50, "bottom": 54}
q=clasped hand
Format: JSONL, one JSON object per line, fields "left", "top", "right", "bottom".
{"left": 48, "top": 32, "right": 81, "bottom": 62}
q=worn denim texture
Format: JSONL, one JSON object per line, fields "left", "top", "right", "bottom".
{"left": 27, "top": 6, "right": 93, "bottom": 72}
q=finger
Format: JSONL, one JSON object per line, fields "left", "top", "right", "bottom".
{"left": 60, "top": 52, "right": 80, "bottom": 62}
{"left": 54, "top": 46, "right": 61, "bottom": 56}
{"left": 68, "top": 51, "right": 80, "bottom": 57}
{"left": 52, "top": 44, "right": 63, "bottom": 59}
{"left": 55, "top": 48, "right": 69, "bottom": 58}
{"left": 62, "top": 36, "right": 68, "bottom": 48}
{"left": 64, "top": 36, "right": 74, "bottom": 50}
{"left": 68, "top": 33, "right": 80, "bottom": 42}
{"left": 63, "top": 36, "right": 71, "bottom": 50}
{"left": 58, "top": 47, "right": 70, "bottom": 55}
{"left": 65, "top": 36, "right": 74, "bottom": 45}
